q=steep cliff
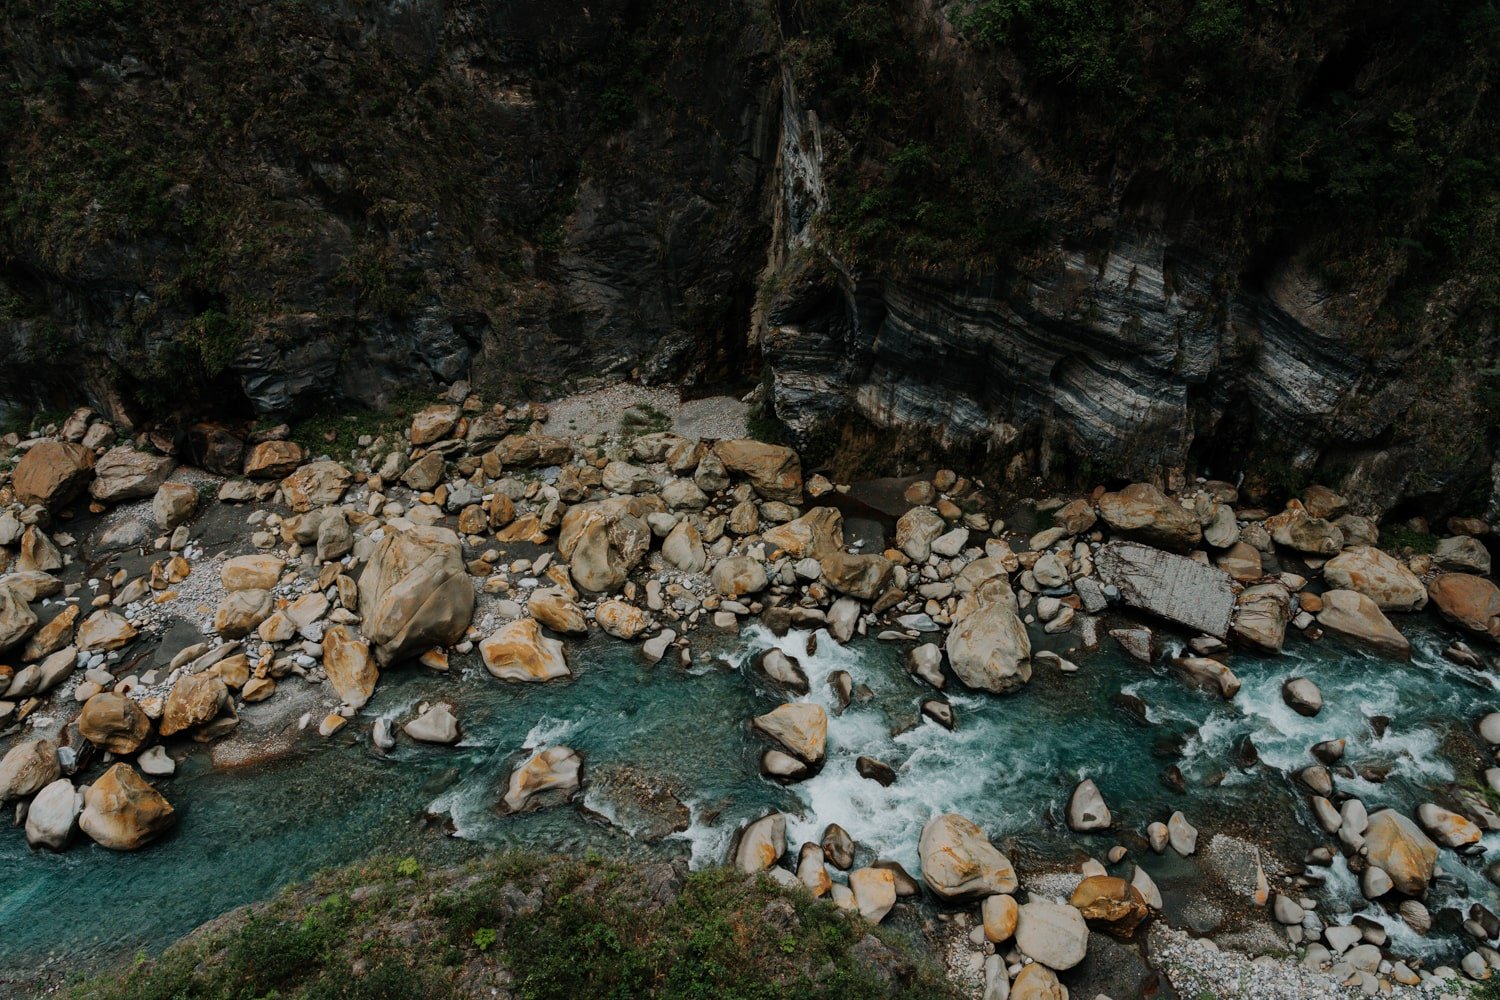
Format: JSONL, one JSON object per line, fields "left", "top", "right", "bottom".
{"left": 0, "top": 0, "right": 776, "bottom": 418}
{"left": 2, "top": 0, "right": 1497, "bottom": 514}
{"left": 758, "top": 0, "right": 1500, "bottom": 514}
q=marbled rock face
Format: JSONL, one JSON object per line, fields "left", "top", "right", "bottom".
{"left": 1094, "top": 541, "right": 1235, "bottom": 638}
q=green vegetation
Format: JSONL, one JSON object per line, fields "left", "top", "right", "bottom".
{"left": 1382, "top": 526, "right": 1438, "bottom": 556}
{"left": 67, "top": 852, "right": 958, "bottom": 1000}
{"left": 287, "top": 392, "right": 429, "bottom": 457}
{"left": 618, "top": 403, "right": 672, "bottom": 441}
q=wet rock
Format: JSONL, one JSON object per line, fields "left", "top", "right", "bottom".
{"left": 754, "top": 648, "right": 809, "bottom": 694}
{"left": 481, "top": 618, "right": 571, "bottom": 682}
{"left": 821, "top": 824, "right": 855, "bottom": 869}
{"left": 498, "top": 746, "right": 583, "bottom": 814}
{"left": 1095, "top": 541, "right": 1234, "bottom": 637}
{"left": 1316, "top": 589, "right": 1410, "bottom": 658}
{"left": 1364, "top": 809, "right": 1439, "bottom": 895}
{"left": 946, "top": 576, "right": 1031, "bottom": 694}
{"left": 358, "top": 526, "right": 474, "bottom": 666}
{"left": 918, "top": 813, "right": 1017, "bottom": 902}
{"left": 1173, "top": 656, "right": 1240, "bottom": 698}
{"left": 732, "top": 812, "right": 786, "bottom": 872}
{"left": 404, "top": 703, "right": 460, "bottom": 744}
{"left": 751, "top": 703, "right": 827, "bottom": 765}
{"left": 79, "top": 763, "right": 175, "bottom": 850}
{"left": 1417, "top": 803, "right": 1482, "bottom": 849}
{"left": 1282, "top": 677, "right": 1322, "bottom": 716}
{"left": 1070, "top": 875, "right": 1149, "bottom": 938}
{"left": 856, "top": 756, "right": 897, "bottom": 786}
{"left": 1067, "top": 778, "right": 1112, "bottom": 831}
{"left": 13, "top": 441, "right": 95, "bottom": 509}
{"left": 1323, "top": 546, "right": 1427, "bottom": 611}
{"left": 921, "top": 697, "right": 954, "bottom": 730}
{"left": 78, "top": 693, "right": 153, "bottom": 754}
{"left": 1015, "top": 899, "right": 1089, "bottom": 970}
{"left": 905, "top": 643, "right": 944, "bottom": 688}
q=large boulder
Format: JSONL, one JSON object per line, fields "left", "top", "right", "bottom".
{"left": 89, "top": 447, "right": 176, "bottom": 502}
{"left": 918, "top": 813, "right": 1018, "bottom": 902}
{"left": 0, "top": 583, "right": 38, "bottom": 652}
{"left": 1069, "top": 875, "right": 1150, "bottom": 938}
{"left": 711, "top": 555, "right": 769, "bottom": 597}
{"left": 0, "top": 738, "right": 59, "bottom": 801}
{"left": 821, "top": 551, "right": 894, "bottom": 601}
{"left": 78, "top": 693, "right": 153, "bottom": 754}
{"left": 1095, "top": 541, "right": 1235, "bottom": 637}
{"left": 732, "top": 812, "right": 786, "bottom": 873}
{"left": 1427, "top": 573, "right": 1500, "bottom": 641}
{"left": 946, "top": 576, "right": 1031, "bottom": 694}
{"left": 213, "top": 589, "right": 273, "bottom": 639}
{"left": 493, "top": 434, "right": 572, "bottom": 467}
{"left": 1066, "top": 778, "right": 1111, "bottom": 831}
{"left": 751, "top": 703, "right": 827, "bottom": 765}
{"left": 595, "top": 599, "right": 650, "bottom": 639}
{"left": 1009, "top": 964, "right": 1066, "bottom": 1000}
{"left": 243, "top": 440, "right": 305, "bottom": 479}
{"left": 79, "top": 763, "right": 175, "bottom": 850}
{"left": 763, "top": 507, "right": 844, "bottom": 559}
{"left": 1265, "top": 501, "right": 1344, "bottom": 555}
{"left": 1317, "top": 589, "right": 1410, "bottom": 658}
{"left": 1230, "top": 583, "right": 1291, "bottom": 652}
{"left": 322, "top": 625, "right": 379, "bottom": 709}
{"left": 1363, "top": 809, "right": 1439, "bottom": 895}
{"left": 159, "top": 672, "right": 229, "bottom": 737}
{"left": 151, "top": 482, "right": 199, "bottom": 530}
{"left": 714, "top": 440, "right": 803, "bottom": 502}
{"left": 896, "top": 506, "right": 948, "bottom": 563}
{"left": 221, "top": 554, "right": 284, "bottom": 592}
{"left": 13, "top": 441, "right": 95, "bottom": 509}
{"left": 661, "top": 519, "right": 707, "bottom": 573}
{"left": 1323, "top": 546, "right": 1427, "bottom": 612}
{"left": 527, "top": 589, "right": 588, "bottom": 634}
{"left": 498, "top": 746, "right": 583, "bottom": 814}
{"left": 25, "top": 778, "right": 81, "bottom": 850}
{"left": 1014, "top": 899, "right": 1090, "bottom": 970}
{"left": 558, "top": 497, "right": 658, "bottom": 593}
{"left": 280, "top": 460, "right": 353, "bottom": 513}
{"left": 358, "top": 526, "right": 474, "bottom": 666}
{"left": 1096, "top": 483, "right": 1201, "bottom": 551}
{"left": 1435, "top": 535, "right": 1491, "bottom": 575}
{"left": 481, "top": 618, "right": 571, "bottom": 682}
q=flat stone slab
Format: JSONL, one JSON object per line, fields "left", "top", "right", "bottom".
{"left": 1094, "top": 541, "right": 1234, "bottom": 638}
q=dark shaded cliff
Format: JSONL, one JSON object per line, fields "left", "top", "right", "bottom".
{"left": 2, "top": 0, "right": 1498, "bottom": 514}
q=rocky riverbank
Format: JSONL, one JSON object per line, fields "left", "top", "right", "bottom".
{"left": 2, "top": 382, "right": 1500, "bottom": 998}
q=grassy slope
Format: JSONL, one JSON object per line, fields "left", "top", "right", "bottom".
{"left": 63, "top": 852, "right": 960, "bottom": 1000}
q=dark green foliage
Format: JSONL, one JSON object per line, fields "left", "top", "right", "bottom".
{"left": 66, "top": 853, "right": 958, "bottom": 1000}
